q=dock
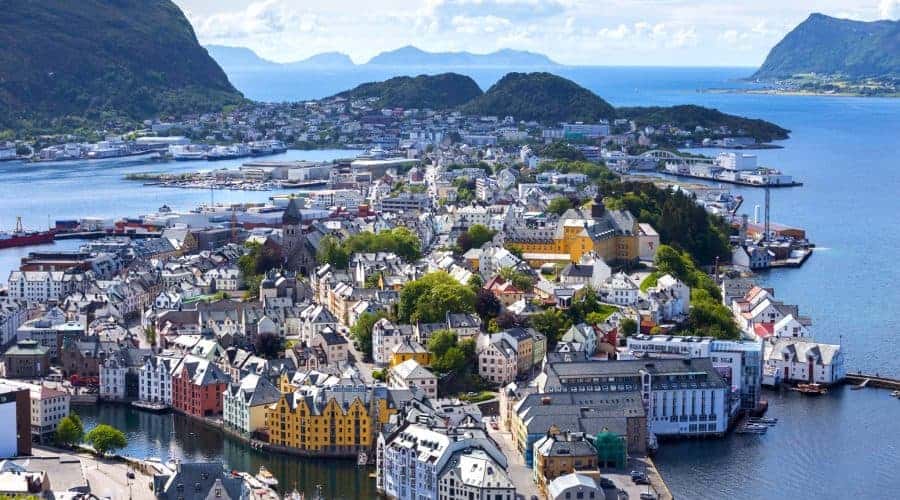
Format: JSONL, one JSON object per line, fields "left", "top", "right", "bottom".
{"left": 844, "top": 373, "right": 900, "bottom": 390}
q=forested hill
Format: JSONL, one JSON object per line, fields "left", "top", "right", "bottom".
{"left": 462, "top": 72, "right": 616, "bottom": 123}
{"left": 753, "top": 13, "right": 900, "bottom": 79}
{"left": 334, "top": 73, "right": 484, "bottom": 109}
{"left": 0, "top": 0, "right": 244, "bottom": 132}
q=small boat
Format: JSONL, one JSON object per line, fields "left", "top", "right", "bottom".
{"left": 793, "top": 383, "right": 828, "bottom": 395}
{"left": 256, "top": 466, "right": 278, "bottom": 489}
{"left": 891, "top": 390, "right": 900, "bottom": 398}
{"left": 748, "top": 417, "right": 778, "bottom": 425}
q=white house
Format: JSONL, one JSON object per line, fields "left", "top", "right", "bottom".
{"left": 560, "top": 323, "right": 597, "bottom": 356}
{"left": 299, "top": 304, "right": 338, "bottom": 344}
{"left": 763, "top": 338, "right": 845, "bottom": 385}
{"left": 139, "top": 355, "right": 181, "bottom": 405}
{"left": 600, "top": 272, "right": 639, "bottom": 306}
{"left": 223, "top": 373, "right": 282, "bottom": 435}
{"left": 99, "top": 356, "right": 127, "bottom": 401}
{"left": 0, "top": 299, "right": 27, "bottom": 347}
{"left": 372, "top": 318, "right": 413, "bottom": 366}
{"left": 732, "top": 245, "right": 773, "bottom": 270}
{"left": 388, "top": 359, "right": 438, "bottom": 399}
{"left": 477, "top": 338, "right": 518, "bottom": 385}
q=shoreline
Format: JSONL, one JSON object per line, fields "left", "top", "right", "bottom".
{"left": 702, "top": 87, "right": 899, "bottom": 98}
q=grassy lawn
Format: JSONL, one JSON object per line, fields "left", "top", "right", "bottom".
{"left": 458, "top": 391, "right": 496, "bottom": 403}
{"left": 640, "top": 271, "right": 660, "bottom": 292}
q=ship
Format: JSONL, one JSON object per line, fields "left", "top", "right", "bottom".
{"left": 206, "top": 144, "right": 252, "bottom": 161}
{"left": 0, "top": 217, "right": 55, "bottom": 249}
{"left": 169, "top": 144, "right": 209, "bottom": 161}
{"left": 249, "top": 140, "right": 288, "bottom": 156}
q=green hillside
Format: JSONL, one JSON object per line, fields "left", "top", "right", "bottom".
{"left": 335, "top": 73, "right": 483, "bottom": 109}
{"left": 0, "top": 0, "right": 244, "bottom": 133}
{"left": 753, "top": 13, "right": 900, "bottom": 79}
{"left": 462, "top": 72, "right": 616, "bottom": 123}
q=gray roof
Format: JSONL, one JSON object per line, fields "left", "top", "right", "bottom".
{"left": 154, "top": 462, "right": 246, "bottom": 500}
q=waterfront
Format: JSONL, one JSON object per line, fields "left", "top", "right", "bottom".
{"left": 75, "top": 404, "right": 375, "bottom": 500}
{"left": 2, "top": 67, "right": 899, "bottom": 499}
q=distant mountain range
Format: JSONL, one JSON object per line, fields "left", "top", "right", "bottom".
{"left": 753, "top": 13, "right": 900, "bottom": 80}
{"left": 206, "top": 44, "right": 560, "bottom": 72}
{"left": 0, "top": 0, "right": 243, "bottom": 132}
{"left": 326, "top": 71, "right": 789, "bottom": 141}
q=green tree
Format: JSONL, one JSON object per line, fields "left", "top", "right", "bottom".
{"left": 56, "top": 413, "right": 84, "bottom": 448}
{"left": 499, "top": 267, "right": 533, "bottom": 292}
{"left": 85, "top": 424, "right": 127, "bottom": 456}
{"left": 398, "top": 272, "right": 476, "bottom": 323}
{"left": 457, "top": 224, "right": 497, "bottom": 252}
{"left": 427, "top": 330, "right": 458, "bottom": 360}
{"left": 529, "top": 308, "right": 572, "bottom": 348}
{"left": 547, "top": 196, "right": 573, "bottom": 215}
{"left": 351, "top": 312, "right": 386, "bottom": 360}
{"left": 620, "top": 318, "right": 638, "bottom": 337}
{"left": 316, "top": 235, "right": 350, "bottom": 268}
{"left": 505, "top": 244, "right": 524, "bottom": 259}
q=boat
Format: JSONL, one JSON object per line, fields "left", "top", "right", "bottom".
{"left": 0, "top": 217, "right": 55, "bottom": 249}
{"left": 256, "top": 466, "right": 279, "bottom": 489}
{"left": 891, "top": 390, "right": 900, "bottom": 398}
{"left": 793, "top": 383, "right": 828, "bottom": 396}
{"left": 748, "top": 417, "right": 778, "bottom": 425}
{"left": 207, "top": 144, "right": 252, "bottom": 161}
{"left": 169, "top": 144, "right": 209, "bottom": 161}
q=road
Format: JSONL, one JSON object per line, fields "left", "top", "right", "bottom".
{"left": 34, "top": 446, "right": 155, "bottom": 500}
{"left": 483, "top": 420, "right": 541, "bottom": 500}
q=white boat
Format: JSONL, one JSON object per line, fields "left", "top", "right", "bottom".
{"left": 256, "top": 466, "right": 278, "bottom": 489}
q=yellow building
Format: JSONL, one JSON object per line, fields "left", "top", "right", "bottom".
{"left": 388, "top": 338, "right": 430, "bottom": 368}
{"left": 507, "top": 204, "right": 639, "bottom": 267}
{"left": 264, "top": 385, "right": 399, "bottom": 456}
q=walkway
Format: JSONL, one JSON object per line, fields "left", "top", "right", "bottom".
{"left": 34, "top": 446, "right": 155, "bottom": 500}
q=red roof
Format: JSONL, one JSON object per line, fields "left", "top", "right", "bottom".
{"left": 754, "top": 323, "right": 775, "bottom": 339}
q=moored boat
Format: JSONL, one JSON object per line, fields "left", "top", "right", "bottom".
{"left": 0, "top": 217, "right": 55, "bottom": 249}
{"left": 256, "top": 466, "right": 278, "bottom": 489}
{"left": 793, "top": 383, "right": 828, "bottom": 395}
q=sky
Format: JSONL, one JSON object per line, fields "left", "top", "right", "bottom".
{"left": 175, "top": 0, "right": 899, "bottom": 66}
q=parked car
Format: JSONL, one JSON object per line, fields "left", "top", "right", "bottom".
{"left": 639, "top": 494, "right": 656, "bottom": 500}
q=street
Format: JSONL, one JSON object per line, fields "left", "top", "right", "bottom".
{"left": 34, "top": 446, "right": 156, "bottom": 500}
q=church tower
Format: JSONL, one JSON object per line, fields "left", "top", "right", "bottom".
{"left": 282, "top": 197, "right": 302, "bottom": 258}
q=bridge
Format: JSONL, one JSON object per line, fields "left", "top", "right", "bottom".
{"left": 639, "top": 149, "right": 714, "bottom": 165}
{"left": 844, "top": 373, "right": 900, "bottom": 390}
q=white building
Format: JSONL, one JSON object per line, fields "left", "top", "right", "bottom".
{"left": 205, "top": 268, "right": 242, "bottom": 291}
{"left": 0, "top": 380, "right": 70, "bottom": 442}
{"left": 637, "top": 223, "right": 660, "bottom": 262}
{"left": 477, "top": 338, "right": 518, "bottom": 385}
{"left": 600, "top": 272, "right": 639, "bottom": 306}
{"left": 763, "top": 338, "right": 845, "bottom": 386}
{"left": 6, "top": 271, "right": 72, "bottom": 303}
{"left": 16, "top": 309, "right": 80, "bottom": 359}
{"left": 99, "top": 356, "right": 127, "bottom": 401}
{"left": 560, "top": 323, "right": 597, "bottom": 357}
{"left": 372, "top": 319, "right": 412, "bottom": 366}
{"left": 716, "top": 152, "right": 757, "bottom": 171}
{"left": 0, "top": 300, "right": 26, "bottom": 347}
{"left": 223, "top": 373, "right": 281, "bottom": 435}
{"left": 139, "top": 355, "right": 181, "bottom": 405}
{"left": 625, "top": 335, "right": 763, "bottom": 414}
{"left": 389, "top": 359, "right": 438, "bottom": 399}
{"left": 298, "top": 304, "right": 338, "bottom": 345}
{"left": 377, "top": 422, "right": 510, "bottom": 500}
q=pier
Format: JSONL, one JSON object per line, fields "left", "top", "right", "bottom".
{"left": 844, "top": 373, "right": 900, "bottom": 390}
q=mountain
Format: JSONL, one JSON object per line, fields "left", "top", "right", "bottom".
{"left": 206, "top": 45, "right": 278, "bottom": 70}
{"left": 0, "top": 0, "right": 243, "bottom": 132}
{"left": 207, "top": 45, "right": 355, "bottom": 72}
{"left": 366, "top": 45, "right": 559, "bottom": 67}
{"left": 334, "top": 73, "right": 483, "bottom": 109}
{"left": 617, "top": 105, "right": 790, "bottom": 142}
{"left": 462, "top": 72, "right": 615, "bottom": 123}
{"left": 753, "top": 13, "right": 900, "bottom": 80}
{"left": 288, "top": 52, "right": 355, "bottom": 69}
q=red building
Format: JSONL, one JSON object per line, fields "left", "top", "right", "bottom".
{"left": 172, "top": 356, "right": 229, "bottom": 418}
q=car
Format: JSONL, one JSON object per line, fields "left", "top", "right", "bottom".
{"left": 633, "top": 475, "right": 651, "bottom": 486}
{"left": 630, "top": 470, "right": 644, "bottom": 480}
{"left": 639, "top": 494, "right": 656, "bottom": 500}
{"left": 126, "top": 471, "right": 135, "bottom": 479}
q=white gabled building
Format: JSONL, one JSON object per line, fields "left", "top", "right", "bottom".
{"left": 377, "top": 422, "right": 511, "bottom": 500}
{"left": 223, "top": 373, "right": 281, "bottom": 435}
{"left": 763, "top": 338, "right": 845, "bottom": 386}
{"left": 139, "top": 355, "right": 182, "bottom": 405}
{"left": 600, "top": 272, "right": 639, "bottom": 306}
{"left": 0, "top": 299, "right": 27, "bottom": 347}
{"left": 389, "top": 359, "right": 438, "bottom": 399}
{"left": 372, "top": 318, "right": 413, "bottom": 366}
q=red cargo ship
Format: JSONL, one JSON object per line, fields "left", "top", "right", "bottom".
{"left": 0, "top": 217, "right": 55, "bottom": 249}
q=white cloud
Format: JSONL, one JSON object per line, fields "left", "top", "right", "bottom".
{"left": 451, "top": 14, "right": 513, "bottom": 34}
{"left": 879, "top": 0, "right": 899, "bottom": 18}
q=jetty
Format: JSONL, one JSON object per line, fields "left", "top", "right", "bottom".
{"left": 844, "top": 373, "right": 900, "bottom": 391}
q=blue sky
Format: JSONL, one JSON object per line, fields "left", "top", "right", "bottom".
{"left": 175, "top": 0, "right": 899, "bottom": 66}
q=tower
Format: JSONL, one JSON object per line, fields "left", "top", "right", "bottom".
{"left": 282, "top": 197, "right": 303, "bottom": 258}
